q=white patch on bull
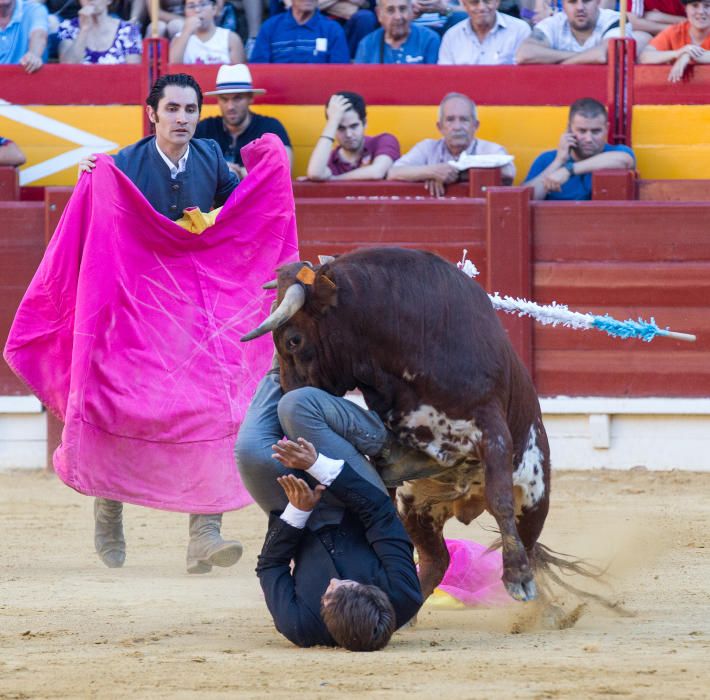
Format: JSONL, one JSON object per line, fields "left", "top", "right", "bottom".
{"left": 512, "top": 424, "right": 545, "bottom": 510}
{"left": 402, "top": 368, "right": 418, "bottom": 382}
{"left": 397, "top": 404, "right": 482, "bottom": 467}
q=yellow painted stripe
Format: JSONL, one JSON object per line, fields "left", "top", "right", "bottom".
{"left": 2, "top": 104, "right": 708, "bottom": 186}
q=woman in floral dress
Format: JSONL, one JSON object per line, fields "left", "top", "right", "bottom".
{"left": 58, "top": 0, "right": 142, "bottom": 64}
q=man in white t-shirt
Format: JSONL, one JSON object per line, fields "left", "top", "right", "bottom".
{"left": 515, "top": 0, "right": 634, "bottom": 64}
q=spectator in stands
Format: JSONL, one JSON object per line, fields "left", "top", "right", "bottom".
{"left": 623, "top": 0, "right": 687, "bottom": 36}
{"left": 438, "top": 0, "right": 531, "bottom": 63}
{"left": 58, "top": 0, "right": 142, "bottom": 63}
{"left": 355, "top": 0, "right": 440, "bottom": 63}
{"left": 250, "top": 0, "right": 350, "bottom": 62}
{"left": 195, "top": 64, "right": 292, "bottom": 178}
{"left": 169, "top": 0, "right": 245, "bottom": 63}
{"left": 306, "top": 92, "right": 400, "bottom": 180}
{"left": 639, "top": 0, "right": 710, "bottom": 82}
{"left": 515, "top": 0, "right": 634, "bottom": 63}
{"left": 388, "top": 92, "right": 515, "bottom": 197}
{"left": 0, "top": 0, "right": 48, "bottom": 72}
{"left": 0, "top": 137, "right": 26, "bottom": 166}
{"left": 411, "top": 0, "right": 467, "bottom": 36}
{"left": 145, "top": 0, "right": 185, "bottom": 38}
{"left": 267, "top": 0, "right": 377, "bottom": 58}
{"left": 76, "top": 74, "right": 242, "bottom": 574}
{"left": 523, "top": 97, "right": 635, "bottom": 200}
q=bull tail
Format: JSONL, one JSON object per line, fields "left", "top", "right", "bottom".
{"left": 530, "top": 542, "right": 634, "bottom": 617}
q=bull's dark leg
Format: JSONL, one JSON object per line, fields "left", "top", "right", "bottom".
{"left": 481, "top": 415, "right": 537, "bottom": 602}
{"left": 398, "top": 485, "right": 452, "bottom": 600}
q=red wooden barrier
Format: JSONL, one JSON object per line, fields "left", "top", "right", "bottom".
{"left": 0, "top": 167, "right": 20, "bottom": 201}
{"left": 532, "top": 200, "right": 709, "bottom": 397}
{"left": 295, "top": 198, "right": 487, "bottom": 280}
{"left": 0, "top": 202, "right": 45, "bottom": 395}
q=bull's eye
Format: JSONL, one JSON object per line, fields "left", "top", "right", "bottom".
{"left": 285, "top": 334, "right": 302, "bottom": 352}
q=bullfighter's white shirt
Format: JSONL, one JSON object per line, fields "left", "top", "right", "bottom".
{"left": 280, "top": 454, "right": 344, "bottom": 529}
{"left": 154, "top": 140, "right": 190, "bottom": 179}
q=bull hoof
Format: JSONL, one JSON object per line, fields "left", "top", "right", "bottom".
{"left": 504, "top": 578, "right": 537, "bottom": 602}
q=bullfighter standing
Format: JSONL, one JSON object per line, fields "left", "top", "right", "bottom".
{"left": 6, "top": 76, "right": 297, "bottom": 575}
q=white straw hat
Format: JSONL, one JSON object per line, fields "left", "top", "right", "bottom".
{"left": 204, "top": 64, "right": 266, "bottom": 95}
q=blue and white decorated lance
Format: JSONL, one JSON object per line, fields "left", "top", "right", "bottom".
{"left": 457, "top": 250, "right": 696, "bottom": 344}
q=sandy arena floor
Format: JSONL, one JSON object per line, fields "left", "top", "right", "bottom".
{"left": 1, "top": 467, "right": 709, "bottom": 699}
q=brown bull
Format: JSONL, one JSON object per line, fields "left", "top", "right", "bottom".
{"left": 242, "top": 247, "right": 550, "bottom": 603}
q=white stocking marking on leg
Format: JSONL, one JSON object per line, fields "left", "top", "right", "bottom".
{"left": 512, "top": 424, "right": 545, "bottom": 509}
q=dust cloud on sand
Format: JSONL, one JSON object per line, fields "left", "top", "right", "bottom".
{"left": 1, "top": 468, "right": 709, "bottom": 699}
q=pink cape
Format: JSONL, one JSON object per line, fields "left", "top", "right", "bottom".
{"left": 3, "top": 134, "right": 298, "bottom": 513}
{"left": 437, "top": 539, "right": 510, "bottom": 607}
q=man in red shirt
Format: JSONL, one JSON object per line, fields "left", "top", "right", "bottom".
{"left": 305, "top": 91, "right": 401, "bottom": 181}
{"left": 640, "top": 0, "right": 710, "bottom": 81}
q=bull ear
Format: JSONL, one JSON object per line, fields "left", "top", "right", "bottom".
{"left": 310, "top": 271, "right": 338, "bottom": 313}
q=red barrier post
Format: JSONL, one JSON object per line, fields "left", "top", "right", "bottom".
{"left": 0, "top": 166, "right": 20, "bottom": 201}
{"left": 468, "top": 167, "right": 502, "bottom": 197}
{"left": 141, "top": 38, "right": 170, "bottom": 136}
{"left": 486, "top": 187, "right": 533, "bottom": 376}
{"left": 607, "top": 38, "right": 636, "bottom": 146}
{"left": 592, "top": 169, "right": 637, "bottom": 200}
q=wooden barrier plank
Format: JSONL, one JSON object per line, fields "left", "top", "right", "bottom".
{"left": 536, "top": 348, "right": 710, "bottom": 397}
{"left": 0, "top": 203, "right": 45, "bottom": 395}
{"left": 534, "top": 261, "right": 710, "bottom": 307}
{"left": 637, "top": 180, "right": 710, "bottom": 201}
{"left": 534, "top": 202, "right": 710, "bottom": 261}
{"left": 292, "top": 182, "right": 471, "bottom": 198}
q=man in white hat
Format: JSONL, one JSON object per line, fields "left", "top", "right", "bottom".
{"left": 195, "top": 64, "right": 292, "bottom": 179}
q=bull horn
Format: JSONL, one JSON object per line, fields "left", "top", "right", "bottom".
{"left": 240, "top": 284, "right": 306, "bottom": 342}
{"left": 262, "top": 280, "right": 278, "bottom": 289}
{"left": 318, "top": 255, "right": 335, "bottom": 265}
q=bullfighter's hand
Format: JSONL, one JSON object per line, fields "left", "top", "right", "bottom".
{"left": 77, "top": 154, "right": 98, "bottom": 176}
{"left": 272, "top": 437, "right": 318, "bottom": 469}
{"left": 542, "top": 166, "right": 570, "bottom": 193}
{"left": 277, "top": 474, "right": 325, "bottom": 511}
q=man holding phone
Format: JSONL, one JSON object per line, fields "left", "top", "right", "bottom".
{"left": 523, "top": 97, "right": 635, "bottom": 200}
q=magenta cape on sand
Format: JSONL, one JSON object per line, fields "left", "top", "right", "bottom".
{"left": 3, "top": 134, "right": 298, "bottom": 513}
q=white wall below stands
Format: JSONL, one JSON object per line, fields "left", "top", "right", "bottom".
{"left": 540, "top": 397, "right": 710, "bottom": 471}
{"left": 0, "top": 396, "right": 46, "bottom": 470}
{"left": 1, "top": 396, "right": 709, "bottom": 472}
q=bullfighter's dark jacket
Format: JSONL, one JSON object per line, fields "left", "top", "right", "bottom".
{"left": 113, "top": 136, "right": 238, "bottom": 221}
{"left": 256, "top": 463, "right": 423, "bottom": 648}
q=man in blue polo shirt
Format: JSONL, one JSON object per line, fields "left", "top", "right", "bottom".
{"left": 524, "top": 98, "right": 635, "bottom": 201}
{"left": 355, "top": 0, "right": 440, "bottom": 64}
{"left": 0, "top": 0, "right": 48, "bottom": 72}
{"left": 250, "top": 0, "right": 350, "bottom": 63}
